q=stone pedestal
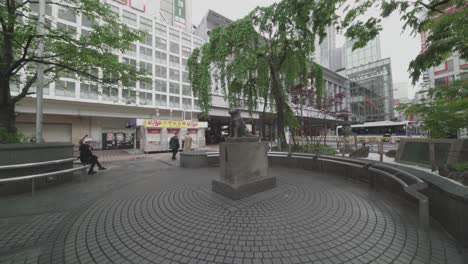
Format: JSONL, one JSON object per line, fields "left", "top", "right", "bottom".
{"left": 212, "top": 140, "right": 276, "bottom": 200}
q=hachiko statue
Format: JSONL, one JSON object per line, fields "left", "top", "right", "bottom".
{"left": 228, "top": 109, "right": 248, "bottom": 138}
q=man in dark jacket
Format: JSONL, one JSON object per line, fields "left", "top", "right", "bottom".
{"left": 169, "top": 133, "right": 180, "bottom": 160}
{"left": 79, "top": 138, "right": 106, "bottom": 174}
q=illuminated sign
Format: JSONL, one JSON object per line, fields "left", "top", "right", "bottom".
{"left": 144, "top": 120, "right": 200, "bottom": 128}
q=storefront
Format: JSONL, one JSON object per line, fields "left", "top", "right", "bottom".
{"left": 135, "top": 119, "right": 208, "bottom": 153}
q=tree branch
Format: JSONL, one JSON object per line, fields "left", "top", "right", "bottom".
{"left": 12, "top": 71, "right": 37, "bottom": 103}
{"left": 8, "top": 34, "right": 35, "bottom": 76}
{"left": 416, "top": 0, "right": 451, "bottom": 13}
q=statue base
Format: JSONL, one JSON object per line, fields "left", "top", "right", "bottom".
{"left": 212, "top": 141, "right": 276, "bottom": 200}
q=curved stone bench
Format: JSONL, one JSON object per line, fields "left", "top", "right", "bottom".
{"left": 186, "top": 151, "right": 468, "bottom": 251}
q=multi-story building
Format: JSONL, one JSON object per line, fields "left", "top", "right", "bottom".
{"left": 12, "top": 0, "right": 206, "bottom": 149}
{"left": 347, "top": 58, "right": 394, "bottom": 122}
{"left": 345, "top": 35, "right": 382, "bottom": 69}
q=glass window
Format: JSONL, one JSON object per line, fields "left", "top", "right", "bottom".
{"left": 122, "top": 10, "right": 137, "bottom": 27}
{"left": 155, "top": 37, "right": 166, "bottom": 50}
{"left": 194, "top": 99, "right": 200, "bottom": 110}
{"left": 80, "top": 83, "right": 98, "bottom": 100}
{"left": 169, "top": 69, "right": 180, "bottom": 81}
{"left": 81, "top": 14, "right": 93, "bottom": 27}
{"left": 124, "top": 44, "right": 137, "bottom": 57}
{"left": 169, "top": 29, "right": 179, "bottom": 41}
{"left": 182, "top": 46, "right": 191, "bottom": 58}
{"left": 30, "top": 2, "right": 52, "bottom": 16}
{"left": 58, "top": 7, "right": 76, "bottom": 22}
{"left": 102, "top": 87, "right": 119, "bottom": 102}
{"left": 182, "top": 98, "right": 192, "bottom": 109}
{"left": 139, "top": 80, "right": 153, "bottom": 91}
{"left": 170, "top": 42, "right": 179, "bottom": 54}
{"left": 182, "top": 85, "right": 191, "bottom": 96}
{"left": 123, "top": 89, "right": 137, "bottom": 103}
{"left": 169, "top": 82, "right": 180, "bottom": 94}
{"left": 81, "top": 29, "right": 91, "bottom": 37}
{"left": 155, "top": 22, "right": 167, "bottom": 36}
{"left": 169, "top": 96, "right": 180, "bottom": 108}
{"left": 155, "top": 51, "right": 167, "bottom": 64}
{"left": 123, "top": 57, "right": 137, "bottom": 69}
{"left": 139, "top": 62, "right": 152, "bottom": 75}
{"left": 155, "top": 65, "right": 167, "bottom": 78}
{"left": 155, "top": 80, "right": 167, "bottom": 92}
{"left": 182, "top": 58, "right": 188, "bottom": 68}
{"left": 182, "top": 35, "right": 191, "bottom": 46}
{"left": 140, "top": 47, "right": 153, "bottom": 61}
{"left": 141, "top": 33, "right": 153, "bottom": 46}
{"left": 155, "top": 94, "right": 167, "bottom": 106}
{"left": 140, "top": 17, "right": 152, "bottom": 32}
{"left": 169, "top": 55, "right": 180, "bottom": 68}
{"left": 55, "top": 80, "right": 76, "bottom": 97}
{"left": 57, "top": 22, "right": 77, "bottom": 35}
{"left": 139, "top": 92, "right": 152, "bottom": 105}
{"left": 182, "top": 72, "right": 189, "bottom": 83}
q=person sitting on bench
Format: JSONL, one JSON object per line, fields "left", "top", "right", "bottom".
{"left": 79, "top": 138, "right": 106, "bottom": 174}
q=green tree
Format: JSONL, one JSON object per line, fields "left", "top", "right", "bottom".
{"left": 0, "top": 0, "right": 146, "bottom": 133}
{"left": 397, "top": 81, "right": 468, "bottom": 138}
{"left": 339, "top": 0, "right": 467, "bottom": 84}
{"left": 188, "top": 0, "right": 333, "bottom": 149}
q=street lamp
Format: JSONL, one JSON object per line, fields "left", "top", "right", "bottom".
{"left": 35, "top": 0, "right": 46, "bottom": 143}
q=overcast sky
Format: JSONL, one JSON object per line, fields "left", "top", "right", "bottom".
{"left": 192, "top": 0, "right": 421, "bottom": 98}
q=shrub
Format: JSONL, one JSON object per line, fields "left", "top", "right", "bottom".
{"left": 272, "top": 144, "right": 337, "bottom": 155}
{"left": 0, "top": 129, "right": 26, "bottom": 144}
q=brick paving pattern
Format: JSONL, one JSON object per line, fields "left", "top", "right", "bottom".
{"left": 0, "top": 158, "right": 463, "bottom": 264}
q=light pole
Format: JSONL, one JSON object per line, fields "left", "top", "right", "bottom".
{"left": 35, "top": 0, "right": 46, "bottom": 143}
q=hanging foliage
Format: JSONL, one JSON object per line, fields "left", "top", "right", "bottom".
{"left": 188, "top": 0, "right": 338, "bottom": 148}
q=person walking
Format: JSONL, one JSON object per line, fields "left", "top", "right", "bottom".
{"left": 169, "top": 133, "right": 180, "bottom": 160}
{"left": 182, "top": 132, "right": 193, "bottom": 153}
{"left": 79, "top": 138, "right": 106, "bottom": 174}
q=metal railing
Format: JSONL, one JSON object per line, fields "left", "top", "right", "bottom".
{"left": 0, "top": 158, "right": 88, "bottom": 196}
{"left": 204, "top": 151, "right": 429, "bottom": 229}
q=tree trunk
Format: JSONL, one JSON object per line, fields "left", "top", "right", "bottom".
{"left": 270, "top": 67, "right": 287, "bottom": 150}
{"left": 0, "top": 103, "right": 16, "bottom": 133}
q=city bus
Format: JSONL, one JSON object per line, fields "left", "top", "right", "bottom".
{"left": 336, "top": 121, "right": 422, "bottom": 143}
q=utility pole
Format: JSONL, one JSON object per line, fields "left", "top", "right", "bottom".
{"left": 35, "top": 0, "right": 46, "bottom": 143}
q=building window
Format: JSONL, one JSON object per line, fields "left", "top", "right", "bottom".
{"left": 169, "top": 69, "right": 180, "bottom": 81}
{"left": 434, "top": 77, "right": 448, "bottom": 86}
{"left": 141, "top": 33, "right": 153, "bottom": 46}
{"left": 155, "top": 36, "right": 166, "bottom": 50}
{"left": 139, "top": 80, "right": 153, "bottom": 91}
{"left": 182, "top": 34, "right": 191, "bottom": 46}
{"left": 124, "top": 44, "right": 137, "bottom": 57}
{"left": 170, "top": 42, "right": 179, "bottom": 54}
{"left": 182, "top": 98, "right": 192, "bottom": 109}
{"left": 194, "top": 99, "right": 200, "bottom": 110}
{"left": 81, "top": 29, "right": 91, "bottom": 37}
{"left": 155, "top": 65, "right": 167, "bottom": 78}
{"left": 169, "top": 82, "right": 180, "bottom": 94}
{"left": 123, "top": 89, "right": 137, "bottom": 104}
{"left": 193, "top": 38, "right": 202, "bottom": 48}
{"left": 169, "top": 29, "right": 179, "bottom": 41}
{"left": 55, "top": 80, "right": 76, "bottom": 98}
{"left": 182, "top": 85, "right": 191, "bottom": 96}
{"left": 57, "top": 23, "right": 77, "bottom": 35}
{"left": 81, "top": 14, "right": 94, "bottom": 28}
{"left": 140, "top": 17, "right": 152, "bottom": 32}
{"left": 155, "top": 94, "right": 167, "bottom": 106}
{"left": 58, "top": 7, "right": 76, "bottom": 22}
{"left": 122, "top": 10, "right": 137, "bottom": 27}
{"left": 30, "top": 2, "right": 52, "bottom": 16}
{"left": 139, "top": 92, "right": 152, "bottom": 105}
{"left": 169, "top": 96, "right": 180, "bottom": 108}
{"left": 140, "top": 47, "right": 153, "bottom": 61}
{"left": 182, "top": 58, "right": 188, "bottom": 68}
{"left": 80, "top": 83, "right": 98, "bottom": 100}
{"left": 182, "top": 46, "right": 191, "bottom": 58}
{"left": 155, "top": 22, "right": 167, "bottom": 36}
{"left": 139, "top": 61, "right": 153, "bottom": 75}
{"left": 169, "top": 55, "right": 180, "bottom": 68}
{"left": 102, "top": 87, "right": 118, "bottom": 102}
{"left": 155, "top": 79, "right": 167, "bottom": 92}
{"left": 182, "top": 72, "right": 189, "bottom": 83}
{"left": 155, "top": 51, "right": 167, "bottom": 65}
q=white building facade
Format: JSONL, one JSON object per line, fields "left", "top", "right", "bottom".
{"left": 13, "top": 0, "right": 205, "bottom": 149}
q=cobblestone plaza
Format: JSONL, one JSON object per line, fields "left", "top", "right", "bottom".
{"left": 0, "top": 158, "right": 463, "bottom": 264}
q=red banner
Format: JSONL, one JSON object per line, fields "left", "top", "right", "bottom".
{"left": 147, "top": 128, "right": 161, "bottom": 134}
{"left": 167, "top": 128, "right": 180, "bottom": 134}
{"left": 188, "top": 129, "right": 198, "bottom": 134}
